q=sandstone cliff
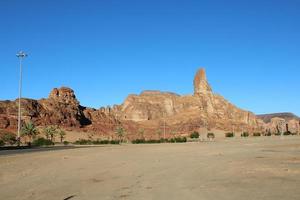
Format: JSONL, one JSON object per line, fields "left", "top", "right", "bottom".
{"left": 0, "top": 68, "right": 298, "bottom": 138}
{"left": 115, "top": 68, "right": 263, "bottom": 134}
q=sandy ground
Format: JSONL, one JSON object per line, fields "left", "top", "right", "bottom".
{"left": 0, "top": 136, "right": 300, "bottom": 200}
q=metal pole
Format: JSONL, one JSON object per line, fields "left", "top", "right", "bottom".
{"left": 163, "top": 113, "right": 166, "bottom": 140}
{"left": 17, "top": 57, "right": 22, "bottom": 143}
{"left": 16, "top": 51, "right": 27, "bottom": 145}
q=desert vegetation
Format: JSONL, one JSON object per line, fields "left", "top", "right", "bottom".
{"left": 190, "top": 131, "right": 200, "bottom": 139}
{"left": 225, "top": 132, "right": 235, "bottom": 137}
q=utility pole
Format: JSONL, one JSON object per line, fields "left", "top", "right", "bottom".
{"left": 16, "top": 51, "right": 27, "bottom": 145}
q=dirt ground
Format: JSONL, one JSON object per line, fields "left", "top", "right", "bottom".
{"left": 0, "top": 136, "right": 300, "bottom": 200}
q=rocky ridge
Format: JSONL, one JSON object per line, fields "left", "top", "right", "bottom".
{"left": 0, "top": 68, "right": 299, "bottom": 138}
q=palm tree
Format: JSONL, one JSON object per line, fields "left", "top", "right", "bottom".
{"left": 44, "top": 126, "right": 57, "bottom": 142}
{"left": 138, "top": 128, "right": 145, "bottom": 139}
{"left": 58, "top": 129, "right": 66, "bottom": 143}
{"left": 156, "top": 129, "right": 162, "bottom": 140}
{"left": 115, "top": 126, "right": 125, "bottom": 142}
{"left": 21, "top": 121, "right": 38, "bottom": 145}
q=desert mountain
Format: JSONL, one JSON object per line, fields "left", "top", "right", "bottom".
{"left": 257, "top": 113, "right": 299, "bottom": 123}
{"left": 1, "top": 68, "right": 299, "bottom": 138}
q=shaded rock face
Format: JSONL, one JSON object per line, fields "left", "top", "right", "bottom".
{"left": 0, "top": 87, "right": 94, "bottom": 130}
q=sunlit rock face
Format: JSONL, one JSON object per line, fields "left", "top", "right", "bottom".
{"left": 1, "top": 68, "right": 298, "bottom": 137}
{"left": 194, "top": 68, "right": 212, "bottom": 95}
{"left": 116, "top": 68, "right": 262, "bottom": 133}
{"left": 49, "top": 87, "right": 79, "bottom": 105}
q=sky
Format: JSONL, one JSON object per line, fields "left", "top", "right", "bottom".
{"left": 0, "top": 0, "right": 299, "bottom": 116}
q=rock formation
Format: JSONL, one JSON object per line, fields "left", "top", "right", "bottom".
{"left": 0, "top": 87, "right": 118, "bottom": 132}
{"left": 0, "top": 68, "right": 298, "bottom": 138}
{"left": 115, "top": 68, "right": 263, "bottom": 134}
{"left": 194, "top": 68, "right": 212, "bottom": 95}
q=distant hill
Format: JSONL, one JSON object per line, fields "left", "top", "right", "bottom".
{"left": 257, "top": 113, "right": 300, "bottom": 123}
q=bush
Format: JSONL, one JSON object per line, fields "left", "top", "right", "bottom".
{"left": 174, "top": 137, "right": 187, "bottom": 143}
{"left": 0, "top": 131, "right": 17, "bottom": 145}
{"left": 131, "top": 137, "right": 187, "bottom": 144}
{"left": 32, "top": 138, "right": 54, "bottom": 146}
{"left": 0, "top": 139, "right": 4, "bottom": 146}
{"left": 225, "top": 132, "right": 234, "bottom": 137}
{"left": 283, "top": 131, "right": 291, "bottom": 136}
{"left": 190, "top": 131, "right": 200, "bottom": 139}
{"left": 132, "top": 139, "right": 146, "bottom": 144}
{"left": 241, "top": 132, "right": 249, "bottom": 137}
{"left": 74, "top": 139, "right": 92, "bottom": 145}
{"left": 109, "top": 140, "right": 120, "bottom": 144}
{"left": 274, "top": 132, "right": 281, "bottom": 136}
{"left": 74, "top": 139, "right": 120, "bottom": 145}
{"left": 264, "top": 132, "right": 271, "bottom": 136}
{"left": 63, "top": 141, "right": 69, "bottom": 145}
{"left": 253, "top": 133, "right": 261, "bottom": 137}
{"left": 207, "top": 133, "right": 215, "bottom": 139}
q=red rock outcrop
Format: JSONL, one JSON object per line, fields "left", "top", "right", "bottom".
{"left": 1, "top": 68, "right": 298, "bottom": 138}
{"left": 115, "top": 68, "right": 263, "bottom": 134}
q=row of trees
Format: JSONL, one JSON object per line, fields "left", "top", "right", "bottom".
{"left": 21, "top": 122, "right": 66, "bottom": 145}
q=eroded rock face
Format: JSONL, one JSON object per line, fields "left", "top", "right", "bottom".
{"left": 1, "top": 69, "right": 298, "bottom": 137}
{"left": 263, "top": 117, "right": 300, "bottom": 134}
{"left": 0, "top": 87, "right": 92, "bottom": 130}
{"left": 194, "top": 68, "right": 212, "bottom": 95}
{"left": 49, "top": 87, "right": 79, "bottom": 105}
{"left": 116, "top": 69, "right": 262, "bottom": 133}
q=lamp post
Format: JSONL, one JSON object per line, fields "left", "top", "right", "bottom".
{"left": 16, "top": 51, "right": 27, "bottom": 145}
{"left": 163, "top": 112, "right": 166, "bottom": 140}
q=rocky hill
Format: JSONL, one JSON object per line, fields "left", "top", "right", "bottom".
{"left": 257, "top": 113, "right": 299, "bottom": 123}
{"left": 0, "top": 68, "right": 299, "bottom": 138}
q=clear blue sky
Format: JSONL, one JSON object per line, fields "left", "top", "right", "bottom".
{"left": 0, "top": 0, "right": 299, "bottom": 116}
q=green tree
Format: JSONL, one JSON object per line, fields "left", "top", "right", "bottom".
{"left": 115, "top": 126, "right": 125, "bottom": 142}
{"left": 138, "top": 128, "right": 145, "bottom": 139}
{"left": 44, "top": 126, "right": 58, "bottom": 142}
{"left": 156, "top": 129, "right": 162, "bottom": 139}
{"left": 21, "top": 121, "right": 38, "bottom": 145}
{"left": 58, "top": 129, "right": 66, "bottom": 143}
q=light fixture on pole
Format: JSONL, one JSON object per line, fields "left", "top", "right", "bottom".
{"left": 16, "top": 51, "right": 27, "bottom": 145}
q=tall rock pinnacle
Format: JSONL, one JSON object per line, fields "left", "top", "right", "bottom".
{"left": 193, "top": 68, "right": 212, "bottom": 95}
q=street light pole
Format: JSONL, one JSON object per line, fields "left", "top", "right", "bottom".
{"left": 163, "top": 113, "right": 166, "bottom": 140}
{"left": 16, "top": 51, "right": 27, "bottom": 145}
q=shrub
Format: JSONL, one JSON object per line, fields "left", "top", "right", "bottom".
{"left": 63, "top": 141, "right": 69, "bottom": 145}
{"left": 132, "top": 139, "right": 146, "bottom": 144}
{"left": 190, "top": 131, "right": 200, "bottom": 139}
{"left": 264, "top": 132, "right": 271, "bottom": 136}
{"left": 253, "top": 133, "right": 261, "bottom": 137}
{"left": 225, "top": 132, "right": 234, "bottom": 137}
{"left": 174, "top": 137, "right": 187, "bottom": 143}
{"left": 109, "top": 140, "right": 120, "bottom": 144}
{"left": 160, "top": 138, "right": 168, "bottom": 143}
{"left": 74, "top": 139, "right": 120, "bottom": 145}
{"left": 283, "top": 131, "right": 291, "bottom": 136}
{"left": 74, "top": 139, "right": 92, "bottom": 145}
{"left": 131, "top": 137, "right": 187, "bottom": 144}
{"left": 32, "top": 138, "right": 54, "bottom": 146}
{"left": 241, "top": 132, "right": 249, "bottom": 137}
{"left": 274, "top": 132, "right": 281, "bottom": 136}
{"left": 1, "top": 131, "right": 17, "bottom": 145}
{"left": 207, "top": 133, "right": 215, "bottom": 139}
{"left": 0, "top": 139, "right": 4, "bottom": 146}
